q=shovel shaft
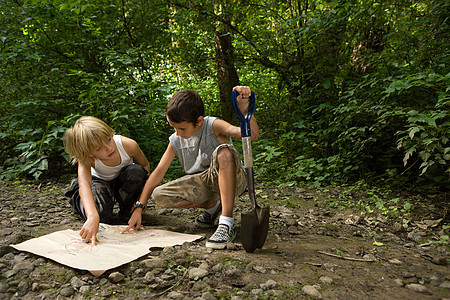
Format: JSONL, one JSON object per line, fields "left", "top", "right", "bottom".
{"left": 245, "top": 167, "right": 257, "bottom": 210}
{"left": 242, "top": 137, "right": 253, "bottom": 168}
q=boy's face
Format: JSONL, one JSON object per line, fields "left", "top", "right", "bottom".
{"left": 91, "top": 137, "right": 117, "bottom": 161}
{"left": 167, "top": 116, "right": 203, "bottom": 139}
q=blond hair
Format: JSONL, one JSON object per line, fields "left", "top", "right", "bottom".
{"left": 63, "top": 116, "right": 115, "bottom": 165}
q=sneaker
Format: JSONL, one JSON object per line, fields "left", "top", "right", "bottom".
{"left": 205, "top": 224, "right": 236, "bottom": 249}
{"left": 196, "top": 202, "right": 222, "bottom": 228}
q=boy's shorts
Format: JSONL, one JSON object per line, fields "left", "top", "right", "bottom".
{"left": 152, "top": 144, "right": 247, "bottom": 209}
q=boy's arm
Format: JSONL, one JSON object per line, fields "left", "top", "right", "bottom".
{"left": 77, "top": 162, "right": 100, "bottom": 245}
{"left": 121, "top": 143, "right": 176, "bottom": 233}
{"left": 121, "top": 136, "right": 150, "bottom": 172}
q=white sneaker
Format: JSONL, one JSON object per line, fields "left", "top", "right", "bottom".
{"left": 205, "top": 224, "right": 236, "bottom": 249}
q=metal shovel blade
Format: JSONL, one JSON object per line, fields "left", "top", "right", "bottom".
{"left": 241, "top": 204, "right": 270, "bottom": 253}
{"left": 241, "top": 167, "right": 270, "bottom": 253}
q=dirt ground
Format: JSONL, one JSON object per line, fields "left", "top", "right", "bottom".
{"left": 0, "top": 179, "right": 449, "bottom": 299}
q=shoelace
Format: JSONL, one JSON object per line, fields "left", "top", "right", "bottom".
{"left": 210, "top": 224, "right": 229, "bottom": 240}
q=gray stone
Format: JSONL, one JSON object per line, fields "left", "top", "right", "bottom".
{"left": 17, "top": 281, "right": 30, "bottom": 296}
{"left": 141, "top": 257, "right": 165, "bottom": 269}
{"left": 0, "top": 283, "right": 8, "bottom": 293}
{"left": 79, "top": 285, "right": 90, "bottom": 294}
{"left": 70, "top": 276, "right": 86, "bottom": 289}
{"left": 60, "top": 286, "right": 75, "bottom": 297}
{"left": 189, "top": 267, "right": 208, "bottom": 280}
{"left": 109, "top": 271, "right": 125, "bottom": 283}
{"left": 439, "top": 281, "right": 450, "bottom": 289}
{"left": 200, "top": 292, "right": 218, "bottom": 300}
{"left": 302, "top": 285, "right": 322, "bottom": 299}
{"left": 167, "top": 291, "right": 183, "bottom": 299}
{"left": 260, "top": 279, "right": 278, "bottom": 290}
{"left": 406, "top": 283, "right": 432, "bottom": 294}
{"left": 319, "top": 276, "right": 333, "bottom": 284}
{"left": 251, "top": 288, "right": 263, "bottom": 296}
{"left": 393, "top": 279, "right": 404, "bottom": 287}
{"left": 12, "top": 261, "right": 34, "bottom": 274}
{"left": 388, "top": 259, "right": 403, "bottom": 265}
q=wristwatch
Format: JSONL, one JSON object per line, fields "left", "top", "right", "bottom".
{"left": 133, "top": 201, "right": 146, "bottom": 212}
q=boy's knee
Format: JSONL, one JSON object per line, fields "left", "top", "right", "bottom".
{"left": 216, "top": 147, "right": 234, "bottom": 164}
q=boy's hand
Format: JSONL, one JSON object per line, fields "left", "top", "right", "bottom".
{"left": 232, "top": 86, "right": 252, "bottom": 115}
{"left": 121, "top": 209, "right": 143, "bottom": 233}
{"left": 80, "top": 215, "right": 99, "bottom": 246}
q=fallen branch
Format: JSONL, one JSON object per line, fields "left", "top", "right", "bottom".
{"left": 156, "top": 269, "right": 188, "bottom": 296}
{"left": 319, "top": 251, "right": 376, "bottom": 262}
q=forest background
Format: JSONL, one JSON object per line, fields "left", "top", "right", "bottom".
{"left": 0, "top": 0, "right": 448, "bottom": 195}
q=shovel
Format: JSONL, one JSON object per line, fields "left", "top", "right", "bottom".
{"left": 231, "top": 90, "right": 270, "bottom": 253}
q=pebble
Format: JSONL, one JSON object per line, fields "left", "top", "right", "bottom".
{"left": 12, "top": 261, "right": 34, "bottom": 274}
{"left": 406, "top": 283, "right": 432, "bottom": 294}
{"left": 70, "top": 276, "right": 86, "bottom": 289}
{"left": 189, "top": 267, "right": 208, "bottom": 280}
{"left": 439, "top": 281, "right": 450, "bottom": 289}
{"left": 199, "top": 292, "right": 218, "bottom": 300}
{"left": 60, "top": 286, "right": 74, "bottom": 297}
{"left": 302, "top": 285, "right": 322, "bottom": 299}
{"left": 260, "top": 279, "right": 278, "bottom": 290}
{"left": 109, "top": 271, "right": 125, "bottom": 283}
{"left": 388, "top": 258, "right": 403, "bottom": 265}
{"left": 319, "top": 276, "right": 333, "bottom": 284}
{"left": 141, "top": 257, "right": 165, "bottom": 269}
{"left": 393, "top": 279, "right": 404, "bottom": 287}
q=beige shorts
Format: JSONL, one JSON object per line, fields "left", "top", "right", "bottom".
{"left": 152, "top": 144, "right": 247, "bottom": 209}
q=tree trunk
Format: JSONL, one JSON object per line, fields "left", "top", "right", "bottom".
{"left": 214, "top": 27, "right": 240, "bottom": 123}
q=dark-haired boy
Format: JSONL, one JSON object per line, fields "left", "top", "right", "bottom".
{"left": 122, "top": 86, "right": 259, "bottom": 249}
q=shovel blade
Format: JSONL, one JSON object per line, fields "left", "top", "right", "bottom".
{"left": 241, "top": 206, "right": 270, "bottom": 253}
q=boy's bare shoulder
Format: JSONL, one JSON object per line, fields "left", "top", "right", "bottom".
{"left": 120, "top": 136, "right": 140, "bottom": 153}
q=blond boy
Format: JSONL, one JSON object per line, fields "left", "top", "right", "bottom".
{"left": 64, "top": 116, "right": 150, "bottom": 245}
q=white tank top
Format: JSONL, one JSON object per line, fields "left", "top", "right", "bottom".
{"left": 91, "top": 135, "right": 133, "bottom": 180}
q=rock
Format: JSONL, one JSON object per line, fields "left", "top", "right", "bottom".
{"left": 393, "top": 279, "right": 404, "bottom": 287}
{"left": 407, "top": 231, "right": 422, "bottom": 242}
{"left": 167, "top": 291, "right": 183, "bottom": 299}
{"left": 388, "top": 258, "right": 402, "bottom": 265}
{"left": 80, "top": 285, "right": 90, "bottom": 294}
{"left": 199, "top": 292, "right": 218, "bottom": 300}
{"left": 70, "top": 276, "right": 86, "bottom": 289}
{"left": 141, "top": 257, "right": 165, "bottom": 269}
{"left": 224, "top": 266, "right": 240, "bottom": 277}
{"left": 189, "top": 267, "right": 208, "bottom": 280}
{"left": 439, "top": 281, "right": 450, "bottom": 289}
{"left": 60, "top": 286, "right": 75, "bottom": 297}
{"left": 0, "top": 282, "right": 7, "bottom": 293}
{"left": 109, "top": 271, "right": 125, "bottom": 283}
{"left": 260, "top": 279, "right": 278, "bottom": 290}
{"left": 319, "top": 276, "right": 333, "bottom": 284}
{"left": 253, "top": 265, "right": 267, "bottom": 273}
{"left": 302, "top": 285, "right": 322, "bottom": 299}
{"left": 99, "top": 278, "right": 108, "bottom": 285}
{"left": 17, "top": 281, "right": 30, "bottom": 296}
{"left": 251, "top": 288, "right": 263, "bottom": 296}
{"left": 12, "top": 261, "right": 34, "bottom": 274}
{"left": 406, "top": 283, "right": 432, "bottom": 294}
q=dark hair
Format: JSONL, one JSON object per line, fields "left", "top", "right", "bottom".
{"left": 165, "top": 89, "right": 205, "bottom": 124}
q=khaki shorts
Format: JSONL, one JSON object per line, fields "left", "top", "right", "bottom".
{"left": 152, "top": 144, "right": 247, "bottom": 209}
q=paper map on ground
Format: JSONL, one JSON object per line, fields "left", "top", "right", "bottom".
{"left": 11, "top": 224, "right": 203, "bottom": 276}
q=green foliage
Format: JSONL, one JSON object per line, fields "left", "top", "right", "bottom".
{"left": 0, "top": 0, "right": 448, "bottom": 193}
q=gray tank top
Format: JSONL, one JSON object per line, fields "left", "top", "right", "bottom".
{"left": 169, "top": 116, "right": 223, "bottom": 174}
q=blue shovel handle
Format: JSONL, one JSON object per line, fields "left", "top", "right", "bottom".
{"left": 231, "top": 90, "right": 255, "bottom": 137}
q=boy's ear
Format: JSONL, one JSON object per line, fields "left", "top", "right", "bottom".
{"left": 195, "top": 116, "right": 204, "bottom": 127}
